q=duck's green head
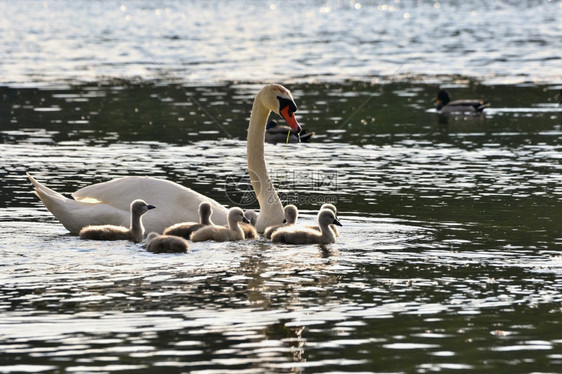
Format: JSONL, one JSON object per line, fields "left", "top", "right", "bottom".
{"left": 435, "top": 89, "right": 451, "bottom": 109}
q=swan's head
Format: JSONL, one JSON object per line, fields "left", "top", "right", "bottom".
{"left": 261, "top": 84, "right": 301, "bottom": 133}
{"left": 131, "top": 199, "right": 156, "bottom": 216}
{"left": 283, "top": 204, "right": 298, "bottom": 224}
{"left": 318, "top": 209, "right": 342, "bottom": 227}
{"left": 229, "top": 207, "right": 251, "bottom": 224}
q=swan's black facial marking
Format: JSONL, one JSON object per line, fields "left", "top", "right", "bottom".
{"left": 277, "top": 96, "right": 297, "bottom": 115}
{"left": 277, "top": 96, "right": 301, "bottom": 134}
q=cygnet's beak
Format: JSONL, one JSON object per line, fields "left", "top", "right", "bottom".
{"left": 332, "top": 217, "right": 342, "bottom": 227}
{"left": 242, "top": 216, "right": 250, "bottom": 224}
{"left": 147, "top": 205, "right": 156, "bottom": 210}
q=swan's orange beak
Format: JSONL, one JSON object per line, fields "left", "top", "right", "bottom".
{"left": 280, "top": 106, "right": 302, "bottom": 133}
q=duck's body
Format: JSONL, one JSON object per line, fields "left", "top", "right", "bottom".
{"left": 27, "top": 84, "right": 301, "bottom": 234}
{"left": 306, "top": 203, "right": 340, "bottom": 237}
{"left": 435, "top": 89, "right": 489, "bottom": 113}
{"left": 265, "top": 120, "right": 313, "bottom": 144}
{"left": 145, "top": 232, "right": 189, "bottom": 253}
{"left": 264, "top": 205, "right": 298, "bottom": 239}
{"left": 190, "top": 207, "right": 250, "bottom": 242}
{"left": 271, "top": 209, "right": 342, "bottom": 245}
{"left": 163, "top": 202, "right": 213, "bottom": 239}
{"left": 79, "top": 199, "right": 155, "bottom": 243}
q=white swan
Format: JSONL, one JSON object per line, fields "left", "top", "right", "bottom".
{"left": 271, "top": 209, "right": 342, "bottom": 245}
{"left": 27, "top": 84, "right": 301, "bottom": 234}
{"left": 263, "top": 204, "right": 298, "bottom": 239}
{"left": 79, "top": 199, "right": 155, "bottom": 243}
{"left": 145, "top": 232, "right": 189, "bottom": 253}
{"left": 190, "top": 207, "right": 249, "bottom": 242}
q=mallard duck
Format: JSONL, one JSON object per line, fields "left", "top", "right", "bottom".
{"left": 435, "top": 89, "right": 489, "bottom": 113}
{"left": 265, "top": 120, "right": 313, "bottom": 144}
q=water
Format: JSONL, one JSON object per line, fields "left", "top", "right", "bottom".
{"left": 1, "top": 0, "right": 561, "bottom": 85}
{"left": 2, "top": 1, "right": 562, "bottom": 373}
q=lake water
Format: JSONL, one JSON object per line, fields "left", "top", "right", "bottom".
{"left": 1, "top": 1, "right": 562, "bottom": 373}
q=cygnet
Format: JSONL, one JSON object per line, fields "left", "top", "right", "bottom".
{"left": 163, "top": 202, "right": 213, "bottom": 239}
{"left": 145, "top": 232, "right": 189, "bottom": 253}
{"left": 79, "top": 199, "right": 155, "bottom": 243}
{"left": 240, "top": 210, "right": 259, "bottom": 239}
{"left": 271, "top": 209, "right": 342, "bottom": 245}
{"left": 264, "top": 204, "right": 298, "bottom": 239}
{"left": 190, "top": 207, "right": 250, "bottom": 242}
{"left": 307, "top": 203, "right": 339, "bottom": 237}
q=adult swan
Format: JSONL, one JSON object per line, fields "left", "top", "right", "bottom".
{"left": 27, "top": 84, "right": 301, "bottom": 234}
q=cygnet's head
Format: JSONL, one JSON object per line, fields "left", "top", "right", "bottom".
{"left": 244, "top": 209, "right": 258, "bottom": 226}
{"left": 320, "top": 203, "right": 337, "bottom": 214}
{"left": 131, "top": 199, "right": 156, "bottom": 216}
{"left": 283, "top": 205, "right": 298, "bottom": 224}
{"left": 229, "top": 207, "right": 250, "bottom": 224}
{"left": 146, "top": 232, "right": 160, "bottom": 242}
{"left": 318, "top": 209, "right": 342, "bottom": 227}
{"left": 199, "top": 202, "right": 213, "bottom": 221}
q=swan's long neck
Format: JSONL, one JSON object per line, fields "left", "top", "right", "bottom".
{"left": 247, "top": 97, "right": 284, "bottom": 232}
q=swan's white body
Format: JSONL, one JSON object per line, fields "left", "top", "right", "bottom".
{"left": 27, "top": 84, "right": 301, "bottom": 234}
{"left": 28, "top": 174, "right": 228, "bottom": 234}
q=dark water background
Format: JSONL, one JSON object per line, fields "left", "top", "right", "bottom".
{"left": 1, "top": 0, "right": 562, "bottom": 373}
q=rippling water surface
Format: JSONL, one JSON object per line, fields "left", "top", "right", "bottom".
{"left": 2, "top": 0, "right": 562, "bottom": 373}
{"left": 1, "top": 0, "right": 561, "bottom": 84}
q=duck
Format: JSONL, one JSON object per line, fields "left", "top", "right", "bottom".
{"left": 306, "top": 203, "right": 340, "bottom": 237}
{"left": 190, "top": 207, "right": 250, "bottom": 242}
{"left": 79, "top": 199, "right": 155, "bottom": 243}
{"left": 265, "top": 119, "right": 313, "bottom": 144}
{"left": 271, "top": 209, "right": 342, "bottom": 245}
{"left": 263, "top": 204, "right": 298, "bottom": 239}
{"left": 27, "top": 84, "right": 301, "bottom": 234}
{"left": 240, "top": 210, "right": 259, "bottom": 239}
{"left": 163, "top": 202, "right": 213, "bottom": 239}
{"left": 145, "top": 232, "right": 189, "bottom": 253}
{"left": 435, "top": 89, "right": 489, "bottom": 113}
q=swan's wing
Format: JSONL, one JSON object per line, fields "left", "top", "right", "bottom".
{"left": 72, "top": 176, "right": 228, "bottom": 231}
